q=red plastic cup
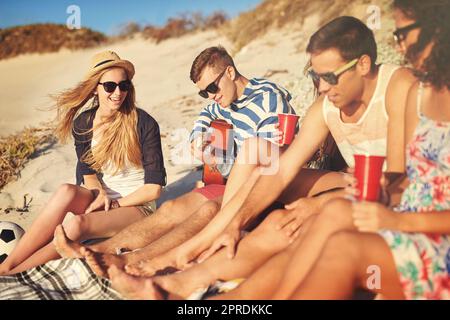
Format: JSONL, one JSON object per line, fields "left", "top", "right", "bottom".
{"left": 278, "top": 113, "right": 299, "bottom": 145}
{"left": 353, "top": 154, "right": 385, "bottom": 201}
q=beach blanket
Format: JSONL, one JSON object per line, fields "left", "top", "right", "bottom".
{"left": 0, "top": 258, "right": 123, "bottom": 300}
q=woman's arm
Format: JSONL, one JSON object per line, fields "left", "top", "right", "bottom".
{"left": 385, "top": 67, "right": 417, "bottom": 173}
{"left": 83, "top": 174, "right": 104, "bottom": 192}
{"left": 82, "top": 174, "right": 110, "bottom": 213}
{"left": 396, "top": 211, "right": 450, "bottom": 234}
{"left": 116, "top": 183, "right": 162, "bottom": 207}
{"left": 352, "top": 201, "right": 450, "bottom": 235}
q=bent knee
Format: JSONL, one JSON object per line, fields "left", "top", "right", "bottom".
{"left": 318, "top": 198, "right": 353, "bottom": 228}
{"left": 248, "top": 209, "right": 293, "bottom": 252}
{"left": 56, "top": 183, "right": 79, "bottom": 198}
{"left": 64, "top": 215, "right": 89, "bottom": 240}
{"left": 158, "top": 198, "right": 175, "bottom": 212}
{"left": 257, "top": 209, "right": 288, "bottom": 230}
{"left": 198, "top": 201, "right": 220, "bottom": 219}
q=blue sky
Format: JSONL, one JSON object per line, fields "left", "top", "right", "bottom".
{"left": 0, "top": 0, "right": 262, "bottom": 35}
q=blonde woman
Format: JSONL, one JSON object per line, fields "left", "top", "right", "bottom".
{"left": 0, "top": 51, "right": 166, "bottom": 275}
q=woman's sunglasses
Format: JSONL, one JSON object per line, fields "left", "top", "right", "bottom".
{"left": 98, "top": 80, "right": 131, "bottom": 93}
{"left": 198, "top": 69, "right": 227, "bottom": 99}
{"left": 393, "top": 22, "right": 420, "bottom": 45}
{"left": 307, "top": 58, "right": 359, "bottom": 88}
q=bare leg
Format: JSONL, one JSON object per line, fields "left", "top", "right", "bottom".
{"left": 279, "top": 168, "right": 347, "bottom": 204}
{"left": 212, "top": 199, "right": 355, "bottom": 300}
{"left": 149, "top": 209, "right": 295, "bottom": 299}
{"left": 290, "top": 231, "right": 405, "bottom": 300}
{"left": 6, "top": 205, "right": 144, "bottom": 274}
{"left": 78, "top": 200, "right": 221, "bottom": 277}
{"left": 271, "top": 199, "right": 356, "bottom": 299}
{"left": 53, "top": 225, "right": 83, "bottom": 259}
{"left": 132, "top": 167, "right": 263, "bottom": 274}
{"left": 124, "top": 200, "right": 220, "bottom": 271}
{"left": 0, "top": 184, "right": 93, "bottom": 274}
{"left": 88, "top": 192, "right": 210, "bottom": 254}
{"left": 210, "top": 218, "right": 312, "bottom": 300}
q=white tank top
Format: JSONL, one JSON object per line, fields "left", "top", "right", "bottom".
{"left": 322, "top": 64, "right": 400, "bottom": 169}
{"left": 91, "top": 138, "right": 156, "bottom": 211}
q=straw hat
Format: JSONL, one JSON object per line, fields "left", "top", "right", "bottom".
{"left": 84, "top": 50, "right": 135, "bottom": 80}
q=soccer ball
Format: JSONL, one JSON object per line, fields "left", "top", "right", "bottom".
{"left": 0, "top": 221, "right": 25, "bottom": 264}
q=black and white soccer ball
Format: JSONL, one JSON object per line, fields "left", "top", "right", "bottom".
{"left": 0, "top": 221, "right": 25, "bottom": 264}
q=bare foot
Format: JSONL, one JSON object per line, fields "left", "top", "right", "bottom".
{"left": 53, "top": 225, "right": 83, "bottom": 259}
{"left": 81, "top": 247, "right": 127, "bottom": 278}
{"left": 124, "top": 246, "right": 195, "bottom": 277}
{"left": 108, "top": 265, "right": 166, "bottom": 300}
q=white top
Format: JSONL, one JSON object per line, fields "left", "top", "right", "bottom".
{"left": 91, "top": 137, "right": 156, "bottom": 210}
{"left": 322, "top": 64, "right": 400, "bottom": 169}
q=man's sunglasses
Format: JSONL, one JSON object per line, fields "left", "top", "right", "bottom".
{"left": 198, "top": 69, "right": 227, "bottom": 99}
{"left": 98, "top": 80, "right": 131, "bottom": 93}
{"left": 307, "top": 58, "right": 359, "bottom": 88}
{"left": 393, "top": 22, "right": 420, "bottom": 45}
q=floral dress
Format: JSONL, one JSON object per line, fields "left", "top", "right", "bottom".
{"left": 379, "top": 83, "right": 450, "bottom": 299}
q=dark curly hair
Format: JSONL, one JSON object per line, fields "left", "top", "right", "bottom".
{"left": 393, "top": 0, "right": 450, "bottom": 90}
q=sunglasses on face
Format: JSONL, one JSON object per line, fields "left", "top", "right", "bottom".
{"left": 98, "top": 80, "right": 131, "bottom": 93}
{"left": 307, "top": 58, "right": 359, "bottom": 88}
{"left": 393, "top": 22, "right": 420, "bottom": 45}
{"left": 198, "top": 69, "right": 227, "bottom": 99}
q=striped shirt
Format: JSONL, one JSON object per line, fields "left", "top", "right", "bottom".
{"left": 190, "top": 78, "right": 296, "bottom": 154}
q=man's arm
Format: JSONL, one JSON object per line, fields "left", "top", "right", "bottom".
{"left": 227, "top": 96, "right": 330, "bottom": 230}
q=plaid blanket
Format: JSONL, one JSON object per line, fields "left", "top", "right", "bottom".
{"left": 0, "top": 258, "right": 123, "bottom": 300}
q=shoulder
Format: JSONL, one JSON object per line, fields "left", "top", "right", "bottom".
{"left": 74, "top": 107, "right": 96, "bottom": 127}
{"left": 309, "top": 94, "right": 326, "bottom": 113}
{"left": 387, "top": 66, "right": 416, "bottom": 91}
{"left": 73, "top": 108, "right": 97, "bottom": 136}
{"left": 385, "top": 66, "right": 417, "bottom": 114}
{"left": 248, "top": 78, "right": 292, "bottom": 101}
{"left": 136, "top": 108, "right": 159, "bottom": 127}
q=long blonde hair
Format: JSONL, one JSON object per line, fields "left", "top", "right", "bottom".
{"left": 53, "top": 68, "right": 142, "bottom": 174}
